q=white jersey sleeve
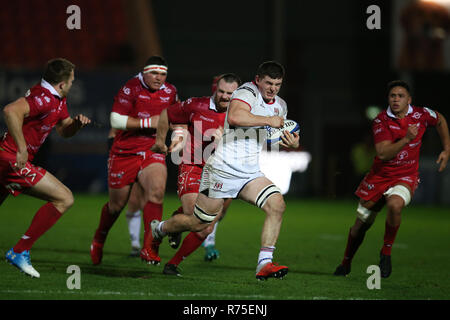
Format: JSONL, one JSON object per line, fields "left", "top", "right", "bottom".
{"left": 231, "top": 84, "right": 258, "bottom": 110}
{"left": 277, "top": 96, "right": 288, "bottom": 119}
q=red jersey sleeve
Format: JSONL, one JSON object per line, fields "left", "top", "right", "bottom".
{"left": 58, "top": 100, "right": 70, "bottom": 121}
{"left": 167, "top": 99, "right": 193, "bottom": 124}
{"left": 111, "top": 84, "right": 137, "bottom": 116}
{"left": 373, "top": 116, "right": 393, "bottom": 144}
{"left": 422, "top": 107, "right": 439, "bottom": 127}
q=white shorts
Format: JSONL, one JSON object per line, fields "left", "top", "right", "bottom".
{"left": 199, "top": 163, "right": 264, "bottom": 199}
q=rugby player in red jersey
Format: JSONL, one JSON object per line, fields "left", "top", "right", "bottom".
{"left": 334, "top": 80, "right": 450, "bottom": 278}
{"left": 90, "top": 56, "right": 180, "bottom": 266}
{"left": 150, "top": 73, "right": 241, "bottom": 276}
{"left": 1, "top": 58, "right": 91, "bottom": 278}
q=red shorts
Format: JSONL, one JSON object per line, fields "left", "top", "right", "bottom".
{"left": 0, "top": 151, "right": 46, "bottom": 197}
{"left": 107, "top": 150, "right": 166, "bottom": 189}
{"left": 355, "top": 171, "right": 419, "bottom": 203}
{"left": 177, "top": 163, "right": 203, "bottom": 198}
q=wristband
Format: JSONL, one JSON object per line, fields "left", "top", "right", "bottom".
{"left": 140, "top": 118, "right": 151, "bottom": 128}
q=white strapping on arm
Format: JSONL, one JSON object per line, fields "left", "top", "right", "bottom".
{"left": 110, "top": 112, "right": 128, "bottom": 130}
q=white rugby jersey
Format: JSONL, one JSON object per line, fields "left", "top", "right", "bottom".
{"left": 208, "top": 81, "right": 288, "bottom": 176}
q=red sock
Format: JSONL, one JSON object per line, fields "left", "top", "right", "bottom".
{"left": 341, "top": 228, "right": 366, "bottom": 266}
{"left": 143, "top": 201, "right": 163, "bottom": 248}
{"left": 13, "top": 203, "right": 62, "bottom": 253}
{"left": 168, "top": 232, "right": 205, "bottom": 266}
{"left": 93, "top": 203, "right": 119, "bottom": 244}
{"left": 381, "top": 221, "right": 400, "bottom": 256}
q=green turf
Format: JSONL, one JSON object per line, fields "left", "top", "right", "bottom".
{"left": 0, "top": 194, "right": 449, "bottom": 300}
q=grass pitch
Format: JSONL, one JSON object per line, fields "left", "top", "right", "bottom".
{"left": 0, "top": 194, "right": 449, "bottom": 300}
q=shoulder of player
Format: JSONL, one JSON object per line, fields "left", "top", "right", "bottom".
{"left": 234, "top": 82, "right": 258, "bottom": 98}
{"left": 373, "top": 110, "right": 389, "bottom": 124}
{"left": 119, "top": 77, "right": 142, "bottom": 97}
{"left": 181, "top": 96, "right": 210, "bottom": 109}
{"left": 26, "top": 84, "right": 59, "bottom": 107}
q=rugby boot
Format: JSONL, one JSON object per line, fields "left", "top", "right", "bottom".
{"left": 256, "top": 262, "right": 288, "bottom": 280}
{"left": 5, "top": 248, "right": 40, "bottom": 278}
{"left": 379, "top": 253, "right": 392, "bottom": 278}
{"left": 90, "top": 240, "right": 104, "bottom": 265}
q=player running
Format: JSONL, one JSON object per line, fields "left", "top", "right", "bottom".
{"left": 151, "top": 61, "right": 300, "bottom": 280}
{"left": 90, "top": 56, "right": 180, "bottom": 265}
{"left": 150, "top": 73, "right": 241, "bottom": 275}
{"left": 334, "top": 80, "right": 450, "bottom": 278}
{"left": 1, "top": 58, "right": 91, "bottom": 278}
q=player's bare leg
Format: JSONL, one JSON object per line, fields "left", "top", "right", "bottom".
{"left": 202, "top": 198, "right": 231, "bottom": 261}
{"left": 334, "top": 198, "right": 384, "bottom": 276}
{"left": 138, "top": 162, "right": 167, "bottom": 265}
{"left": 166, "top": 192, "right": 196, "bottom": 250}
{"left": 126, "top": 183, "right": 143, "bottom": 256}
{"left": 380, "top": 184, "right": 409, "bottom": 278}
{"left": 238, "top": 177, "right": 288, "bottom": 280}
{"left": 7, "top": 172, "right": 74, "bottom": 278}
{"left": 91, "top": 185, "right": 131, "bottom": 265}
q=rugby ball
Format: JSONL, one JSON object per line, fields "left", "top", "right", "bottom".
{"left": 266, "top": 119, "right": 300, "bottom": 145}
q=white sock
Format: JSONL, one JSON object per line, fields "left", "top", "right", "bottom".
{"left": 157, "top": 221, "right": 167, "bottom": 237}
{"left": 203, "top": 222, "right": 219, "bottom": 247}
{"left": 126, "top": 210, "right": 141, "bottom": 248}
{"left": 256, "top": 246, "right": 275, "bottom": 271}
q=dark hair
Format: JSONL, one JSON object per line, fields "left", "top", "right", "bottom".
{"left": 144, "top": 56, "right": 167, "bottom": 67}
{"left": 256, "top": 61, "right": 285, "bottom": 79}
{"left": 42, "top": 58, "right": 75, "bottom": 84}
{"left": 387, "top": 80, "right": 411, "bottom": 95}
{"left": 216, "top": 73, "right": 242, "bottom": 86}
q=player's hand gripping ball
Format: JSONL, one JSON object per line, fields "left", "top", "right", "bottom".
{"left": 266, "top": 119, "right": 300, "bottom": 145}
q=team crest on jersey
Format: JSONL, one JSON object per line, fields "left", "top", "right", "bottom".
{"left": 412, "top": 112, "right": 422, "bottom": 119}
{"left": 123, "top": 87, "right": 131, "bottom": 95}
{"left": 164, "top": 87, "right": 172, "bottom": 94}
{"left": 398, "top": 151, "right": 408, "bottom": 160}
{"left": 274, "top": 107, "right": 280, "bottom": 115}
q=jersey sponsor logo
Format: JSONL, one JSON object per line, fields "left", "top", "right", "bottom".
{"left": 160, "top": 96, "right": 170, "bottom": 102}
{"left": 374, "top": 127, "right": 383, "bottom": 134}
{"left": 40, "top": 125, "right": 51, "bottom": 132}
{"left": 199, "top": 115, "right": 214, "bottom": 123}
{"left": 138, "top": 94, "right": 151, "bottom": 100}
{"left": 400, "top": 176, "right": 413, "bottom": 183}
{"left": 123, "top": 87, "right": 131, "bottom": 95}
{"left": 138, "top": 112, "right": 151, "bottom": 118}
{"left": 409, "top": 141, "right": 420, "bottom": 148}
{"left": 151, "top": 153, "right": 165, "bottom": 161}
{"left": 43, "top": 95, "right": 51, "bottom": 104}
{"left": 237, "top": 86, "right": 256, "bottom": 97}
{"left": 119, "top": 98, "right": 130, "bottom": 105}
{"left": 34, "top": 96, "right": 43, "bottom": 107}
{"left": 374, "top": 118, "right": 381, "bottom": 123}
{"left": 389, "top": 125, "right": 400, "bottom": 130}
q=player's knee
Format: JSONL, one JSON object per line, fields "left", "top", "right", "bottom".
{"left": 57, "top": 189, "right": 74, "bottom": 213}
{"left": 386, "top": 197, "right": 404, "bottom": 215}
{"left": 108, "top": 199, "right": 127, "bottom": 215}
{"left": 263, "top": 194, "right": 285, "bottom": 218}
{"left": 147, "top": 188, "right": 165, "bottom": 204}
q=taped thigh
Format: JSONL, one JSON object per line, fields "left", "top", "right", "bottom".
{"left": 356, "top": 203, "right": 378, "bottom": 224}
{"left": 383, "top": 185, "right": 411, "bottom": 206}
{"left": 193, "top": 204, "right": 218, "bottom": 224}
{"left": 255, "top": 184, "right": 282, "bottom": 208}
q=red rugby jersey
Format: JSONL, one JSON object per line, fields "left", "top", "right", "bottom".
{"left": 371, "top": 105, "right": 439, "bottom": 178}
{"left": 110, "top": 73, "right": 178, "bottom": 154}
{"left": 0, "top": 80, "right": 70, "bottom": 162}
{"left": 167, "top": 96, "right": 226, "bottom": 166}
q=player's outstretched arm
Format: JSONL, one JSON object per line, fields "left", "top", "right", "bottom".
{"left": 151, "top": 108, "right": 169, "bottom": 154}
{"left": 3, "top": 98, "right": 30, "bottom": 168}
{"left": 435, "top": 112, "right": 450, "bottom": 172}
{"left": 227, "top": 100, "right": 284, "bottom": 128}
{"left": 375, "top": 124, "right": 419, "bottom": 161}
{"left": 56, "top": 114, "right": 92, "bottom": 138}
{"left": 110, "top": 112, "right": 160, "bottom": 131}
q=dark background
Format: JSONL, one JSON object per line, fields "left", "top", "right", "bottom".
{"left": 0, "top": 0, "right": 449, "bottom": 204}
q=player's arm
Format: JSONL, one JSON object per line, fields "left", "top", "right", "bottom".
{"left": 56, "top": 114, "right": 92, "bottom": 138}
{"left": 227, "top": 100, "right": 284, "bottom": 128}
{"left": 109, "top": 112, "right": 160, "bottom": 131}
{"left": 435, "top": 112, "right": 450, "bottom": 171}
{"left": 375, "top": 124, "right": 418, "bottom": 161}
{"left": 2, "top": 98, "right": 30, "bottom": 168}
{"left": 151, "top": 108, "right": 170, "bottom": 154}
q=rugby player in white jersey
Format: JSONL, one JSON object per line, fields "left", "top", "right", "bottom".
{"left": 151, "top": 61, "right": 299, "bottom": 280}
